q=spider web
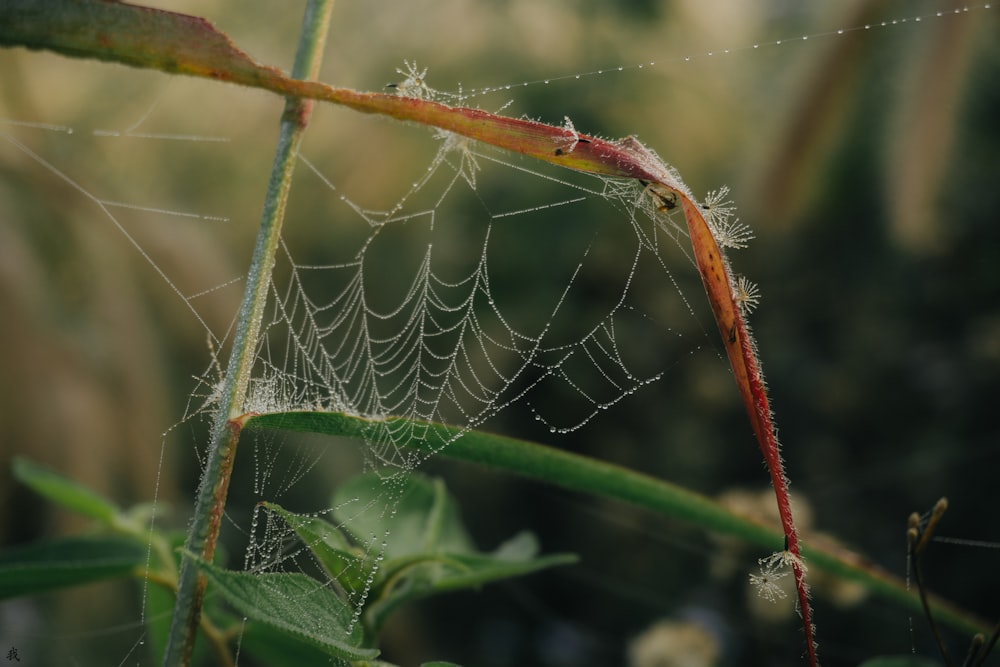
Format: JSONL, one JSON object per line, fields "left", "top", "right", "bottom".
{"left": 3, "top": 2, "right": 997, "bottom": 664}
{"left": 0, "top": 41, "right": 722, "bottom": 666}
{"left": 228, "top": 108, "right": 715, "bottom": 614}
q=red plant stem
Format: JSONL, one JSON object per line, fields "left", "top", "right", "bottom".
{"left": 679, "top": 196, "right": 818, "bottom": 666}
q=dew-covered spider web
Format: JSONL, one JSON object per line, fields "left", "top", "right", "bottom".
{"left": 229, "top": 103, "right": 721, "bottom": 624}
{"left": 2, "top": 2, "right": 998, "bottom": 665}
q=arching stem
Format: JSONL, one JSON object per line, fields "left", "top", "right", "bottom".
{"left": 677, "top": 193, "right": 820, "bottom": 666}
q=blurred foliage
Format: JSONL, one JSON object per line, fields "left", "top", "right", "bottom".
{"left": 0, "top": 0, "right": 998, "bottom": 665}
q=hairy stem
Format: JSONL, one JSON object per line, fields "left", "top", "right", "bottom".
{"left": 161, "top": 2, "right": 335, "bottom": 664}
{"left": 677, "top": 194, "right": 819, "bottom": 665}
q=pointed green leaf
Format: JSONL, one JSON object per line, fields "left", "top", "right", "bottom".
{"left": 12, "top": 457, "right": 119, "bottom": 524}
{"left": 414, "top": 550, "right": 577, "bottom": 595}
{"left": 332, "top": 472, "right": 474, "bottom": 561}
{"left": 192, "top": 558, "right": 378, "bottom": 661}
{"left": 364, "top": 548, "right": 575, "bottom": 633}
{"left": 0, "top": 536, "right": 144, "bottom": 599}
{"left": 262, "top": 502, "right": 368, "bottom": 596}
{"left": 325, "top": 472, "right": 575, "bottom": 631}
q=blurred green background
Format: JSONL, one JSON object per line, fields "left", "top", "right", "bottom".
{"left": 1, "top": 0, "right": 998, "bottom": 665}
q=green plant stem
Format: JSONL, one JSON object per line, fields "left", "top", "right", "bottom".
{"left": 161, "top": 2, "right": 335, "bottom": 665}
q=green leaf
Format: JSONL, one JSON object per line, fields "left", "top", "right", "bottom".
{"left": 191, "top": 558, "right": 379, "bottom": 661}
{"left": 857, "top": 658, "right": 944, "bottom": 667}
{"left": 244, "top": 410, "right": 995, "bottom": 640}
{"left": 263, "top": 473, "right": 574, "bottom": 634}
{"left": 327, "top": 472, "right": 575, "bottom": 632}
{"left": 12, "top": 456, "right": 119, "bottom": 524}
{"left": 0, "top": 536, "right": 144, "bottom": 599}
{"left": 262, "top": 502, "right": 368, "bottom": 596}
{"left": 332, "top": 472, "right": 475, "bottom": 561}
